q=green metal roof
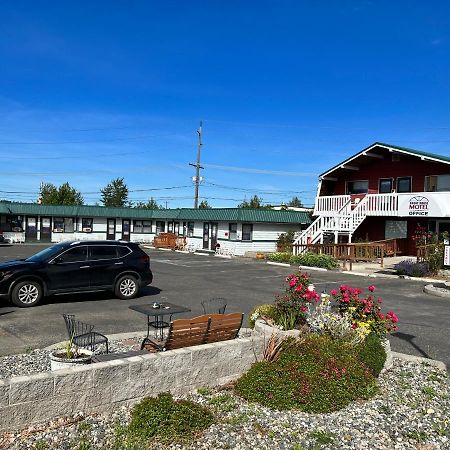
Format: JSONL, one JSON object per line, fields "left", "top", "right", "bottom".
{"left": 0, "top": 202, "right": 311, "bottom": 224}
{"left": 320, "top": 142, "right": 450, "bottom": 177}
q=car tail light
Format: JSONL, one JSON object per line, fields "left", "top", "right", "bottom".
{"left": 140, "top": 254, "right": 150, "bottom": 266}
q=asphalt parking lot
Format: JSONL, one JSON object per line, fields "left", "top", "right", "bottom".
{"left": 0, "top": 244, "right": 449, "bottom": 369}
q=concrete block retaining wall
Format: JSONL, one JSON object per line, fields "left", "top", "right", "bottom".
{"left": 0, "top": 333, "right": 265, "bottom": 432}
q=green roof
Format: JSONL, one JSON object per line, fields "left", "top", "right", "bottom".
{"left": 0, "top": 202, "right": 311, "bottom": 224}
{"left": 321, "top": 142, "right": 450, "bottom": 177}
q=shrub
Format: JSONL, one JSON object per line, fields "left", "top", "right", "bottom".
{"left": 126, "top": 393, "right": 214, "bottom": 445}
{"left": 394, "top": 259, "right": 430, "bottom": 277}
{"left": 249, "top": 304, "right": 278, "bottom": 328}
{"left": 290, "top": 252, "right": 339, "bottom": 270}
{"left": 267, "top": 252, "right": 291, "bottom": 263}
{"left": 277, "top": 230, "right": 296, "bottom": 253}
{"left": 357, "top": 333, "right": 386, "bottom": 377}
{"left": 235, "top": 335, "right": 378, "bottom": 413}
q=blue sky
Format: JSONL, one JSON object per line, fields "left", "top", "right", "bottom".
{"left": 1, "top": 1, "right": 450, "bottom": 207}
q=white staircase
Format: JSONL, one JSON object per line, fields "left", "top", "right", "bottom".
{"left": 294, "top": 193, "right": 399, "bottom": 254}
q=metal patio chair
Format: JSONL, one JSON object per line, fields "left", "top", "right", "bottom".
{"left": 62, "top": 314, "right": 109, "bottom": 353}
{"left": 201, "top": 297, "right": 227, "bottom": 315}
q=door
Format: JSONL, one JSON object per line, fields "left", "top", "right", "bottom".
{"left": 203, "top": 223, "right": 209, "bottom": 249}
{"left": 210, "top": 222, "right": 218, "bottom": 250}
{"left": 122, "top": 219, "right": 131, "bottom": 241}
{"left": 46, "top": 246, "right": 89, "bottom": 292}
{"left": 25, "top": 217, "right": 38, "bottom": 242}
{"left": 107, "top": 218, "right": 116, "bottom": 240}
{"left": 40, "top": 217, "right": 52, "bottom": 242}
{"left": 88, "top": 245, "right": 121, "bottom": 288}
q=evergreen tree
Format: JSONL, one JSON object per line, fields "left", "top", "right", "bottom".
{"left": 39, "top": 182, "right": 84, "bottom": 205}
{"left": 100, "top": 177, "right": 130, "bottom": 207}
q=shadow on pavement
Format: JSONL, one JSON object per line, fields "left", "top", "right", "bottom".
{"left": 393, "top": 331, "right": 432, "bottom": 359}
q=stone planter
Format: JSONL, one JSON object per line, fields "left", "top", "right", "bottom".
{"left": 254, "top": 319, "right": 394, "bottom": 372}
{"left": 49, "top": 350, "right": 92, "bottom": 371}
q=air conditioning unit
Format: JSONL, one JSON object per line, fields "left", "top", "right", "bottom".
{"left": 392, "top": 153, "right": 400, "bottom": 162}
{"left": 82, "top": 227, "right": 92, "bottom": 233}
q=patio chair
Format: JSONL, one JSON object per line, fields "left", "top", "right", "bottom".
{"left": 206, "top": 313, "right": 244, "bottom": 343}
{"left": 62, "top": 314, "right": 109, "bottom": 353}
{"left": 201, "top": 297, "right": 227, "bottom": 315}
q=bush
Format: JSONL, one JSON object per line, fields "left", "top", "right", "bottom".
{"left": 235, "top": 335, "right": 378, "bottom": 413}
{"left": 357, "top": 333, "right": 387, "bottom": 377}
{"left": 394, "top": 260, "right": 430, "bottom": 277}
{"left": 249, "top": 304, "right": 278, "bottom": 328}
{"left": 267, "top": 252, "right": 291, "bottom": 263}
{"left": 126, "top": 393, "right": 214, "bottom": 445}
{"left": 290, "top": 252, "right": 339, "bottom": 269}
{"left": 277, "top": 231, "right": 296, "bottom": 253}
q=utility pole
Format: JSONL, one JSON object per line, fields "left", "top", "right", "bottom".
{"left": 189, "top": 121, "right": 204, "bottom": 208}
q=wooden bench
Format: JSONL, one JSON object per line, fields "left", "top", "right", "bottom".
{"left": 141, "top": 312, "right": 244, "bottom": 352}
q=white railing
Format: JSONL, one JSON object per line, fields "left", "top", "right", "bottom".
{"left": 314, "top": 195, "right": 350, "bottom": 215}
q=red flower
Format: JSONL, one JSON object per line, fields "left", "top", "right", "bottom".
{"left": 368, "top": 285, "right": 376, "bottom": 292}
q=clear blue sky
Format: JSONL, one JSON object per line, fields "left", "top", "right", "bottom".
{"left": 1, "top": 1, "right": 450, "bottom": 207}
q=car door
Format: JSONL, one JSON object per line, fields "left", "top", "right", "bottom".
{"left": 87, "top": 245, "right": 121, "bottom": 288}
{"left": 46, "top": 246, "right": 89, "bottom": 292}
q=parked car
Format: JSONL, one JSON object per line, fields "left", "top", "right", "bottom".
{"left": 0, "top": 241, "right": 153, "bottom": 307}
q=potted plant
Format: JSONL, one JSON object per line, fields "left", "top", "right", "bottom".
{"left": 49, "top": 334, "right": 92, "bottom": 370}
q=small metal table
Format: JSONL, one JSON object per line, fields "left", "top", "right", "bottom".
{"left": 129, "top": 302, "right": 191, "bottom": 341}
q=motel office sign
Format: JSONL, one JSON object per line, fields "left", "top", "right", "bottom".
{"left": 398, "top": 193, "right": 450, "bottom": 217}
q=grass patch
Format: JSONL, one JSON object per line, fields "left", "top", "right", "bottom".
{"left": 421, "top": 386, "right": 438, "bottom": 398}
{"left": 404, "top": 430, "right": 428, "bottom": 442}
{"left": 235, "top": 335, "right": 378, "bottom": 413}
{"left": 208, "top": 393, "right": 236, "bottom": 412}
{"left": 197, "top": 387, "right": 212, "bottom": 396}
{"left": 309, "top": 430, "right": 336, "bottom": 446}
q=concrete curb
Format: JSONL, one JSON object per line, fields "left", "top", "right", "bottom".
{"left": 298, "top": 265, "right": 328, "bottom": 272}
{"left": 392, "top": 351, "right": 447, "bottom": 371}
{"left": 423, "top": 284, "right": 450, "bottom": 299}
{"left": 266, "top": 261, "right": 290, "bottom": 267}
{"left": 192, "top": 252, "right": 211, "bottom": 257}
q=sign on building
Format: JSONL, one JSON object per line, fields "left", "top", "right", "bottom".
{"left": 444, "top": 245, "right": 450, "bottom": 267}
{"left": 397, "top": 194, "right": 446, "bottom": 217}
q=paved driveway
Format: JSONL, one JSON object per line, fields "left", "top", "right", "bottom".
{"left": 0, "top": 244, "right": 449, "bottom": 369}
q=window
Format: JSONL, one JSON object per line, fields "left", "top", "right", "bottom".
{"left": 81, "top": 218, "right": 93, "bottom": 233}
{"left": 187, "top": 222, "right": 194, "bottom": 237}
{"left": 397, "top": 177, "right": 412, "bottom": 193}
{"left": 229, "top": 223, "right": 237, "bottom": 240}
{"left": 88, "top": 246, "right": 118, "bottom": 261}
{"left": 346, "top": 181, "right": 369, "bottom": 194}
{"left": 134, "top": 220, "right": 152, "bottom": 233}
{"left": 117, "top": 246, "right": 132, "bottom": 257}
{"left": 385, "top": 220, "right": 407, "bottom": 239}
{"left": 174, "top": 222, "right": 180, "bottom": 235}
{"left": 242, "top": 224, "right": 253, "bottom": 241}
{"left": 426, "top": 174, "right": 450, "bottom": 192}
{"left": 156, "top": 221, "right": 165, "bottom": 234}
{"left": 379, "top": 178, "right": 393, "bottom": 194}
{"left": 168, "top": 222, "right": 173, "bottom": 233}
{"left": 53, "top": 217, "right": 75, "bottom": 233}
{"left": 6, "top": 215, "right": 23, "bottom": 232}
{"left": 57, "top": 246, "right": 87, "bottom": 263}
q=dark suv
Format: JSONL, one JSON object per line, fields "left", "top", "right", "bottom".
{"left": 0, "top": 241, "right": 153, "bottom": 307}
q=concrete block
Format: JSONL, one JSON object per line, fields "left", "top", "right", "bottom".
{"left": 0, "top": 380, "right": 9, "bottom": 408}
{"left": 110, "top": 379, "right": 146, "bottom": 403}
{"left": 0, "top": 402, "right": 33, "bottom": 432}
{"left": 153, "top": 349, "right": 192, "bottom": 374}
{"left": 93, "top": 360, "right": 130, "bottom": 388}
{"left": 53, "top": 366, "right": 94, "bottom": 395}
{"left": 129, "top": 353, "right": 158, "bottom": 379}
{"left": 9, "top": 372, "right": 54, "bottom": 405}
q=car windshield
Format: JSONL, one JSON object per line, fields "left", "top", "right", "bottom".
{"left": 26, "top": 244, "right": 67, "bottom": 262}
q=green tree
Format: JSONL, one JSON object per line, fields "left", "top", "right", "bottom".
{"left": 135, "top": 197, "right": 161, "bottom": 209}
{"left": 100, "top": 177, "right": 130, "bottom": 207}
{"left": 198, "top": 200, "right": 212, "bottom": 209}
{"left": 288, "top": 196, "right": 304, "bottom": 208}
{"left": 39, "top": 182, "right": 84, "bottom": 205}
{"left": 238, "top": 195, "right": 267, "bottom": 208}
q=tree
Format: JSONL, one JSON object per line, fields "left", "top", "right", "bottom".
{"left": 288, "top": 196, "right": 304, "bottom": 208}
{"left": 198, "top": 200, "right": 212, "bottom": 209}
{"left": 100, "top": 178, "right": 130, "bottom": 207}
{"left": 39, "top": 182, "right": 84, "bottom": 205}
{"left": 135, "top": 198, "right": 161, "bottom": 209}
{"left": 238, "top": 195, "right": 265, "bottom": 208}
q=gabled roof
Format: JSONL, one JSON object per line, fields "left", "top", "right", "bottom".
{"left": 320, "top": 142, "right": 450, "bottom": 178}
{"left": 0, "top": 202, "right": 311, "bottom": 224}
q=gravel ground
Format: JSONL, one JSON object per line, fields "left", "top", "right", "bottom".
{"left": 1, "top": 358, "right": 449, "bottom": 450}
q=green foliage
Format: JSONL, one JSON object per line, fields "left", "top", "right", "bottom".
{"left": 100, "top": 177, "right": 130, "bottom": 207}
{"left": 238, "top": 195, "right": 270, "bottom": 209}
{"left": 356, "top": 333, "right": 386, "bottom": 377}
{"left": 135, "top": 197, "right": 161, "bottom": 209}
{"left": 266, "top": 252, "right": 339, "bottom": 269}
{"left": 126, "top": 392, "right": 214, "bottom": 445}
{"left": 39, "top": 182, "right": 84, "bottom": 205}
{"left": 249, "top": 304, "right": 278, "bottom": 328}
{"left": 288, "top": 196, "right": 304, "bottom": 208}
{"left": 198, "top": 200, "right": 212, "bottom": 209}
{"left": 309, "top": 430, "right": 335, "bottom": 445}
{"left": 208, "top": 393, "right": 236, "bottom": 412}
{"left": 276, "top": 231, "right": 296, "bottom": 253}
{"left": 235, "top": 335, "right": 378, "bottom": 413}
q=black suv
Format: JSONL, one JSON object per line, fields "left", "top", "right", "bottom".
{"left": 0, "top": 241, "right": 153, "bottom": 307}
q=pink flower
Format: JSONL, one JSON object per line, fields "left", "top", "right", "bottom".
{"left": 368, "top": 285, "right": 376, "bottom": 292}
{"left": 386, "top": 311, "right": 399, "bottom": 323}
{"left": 330, "top": 289, "right": 337, "bottom": 296}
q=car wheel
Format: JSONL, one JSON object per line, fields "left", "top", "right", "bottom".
{"left": 115, "top": 275, "right": 139, "bottom": 300}
{"left": 11, "top": 280, "right": 43, "bottom": 307}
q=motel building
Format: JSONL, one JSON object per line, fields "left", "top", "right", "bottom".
{"left": 294, "top": 142, "right": 450, "bottom": 255}
{"left": 0, "top": 203, "right": 311, "bottom": 256}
